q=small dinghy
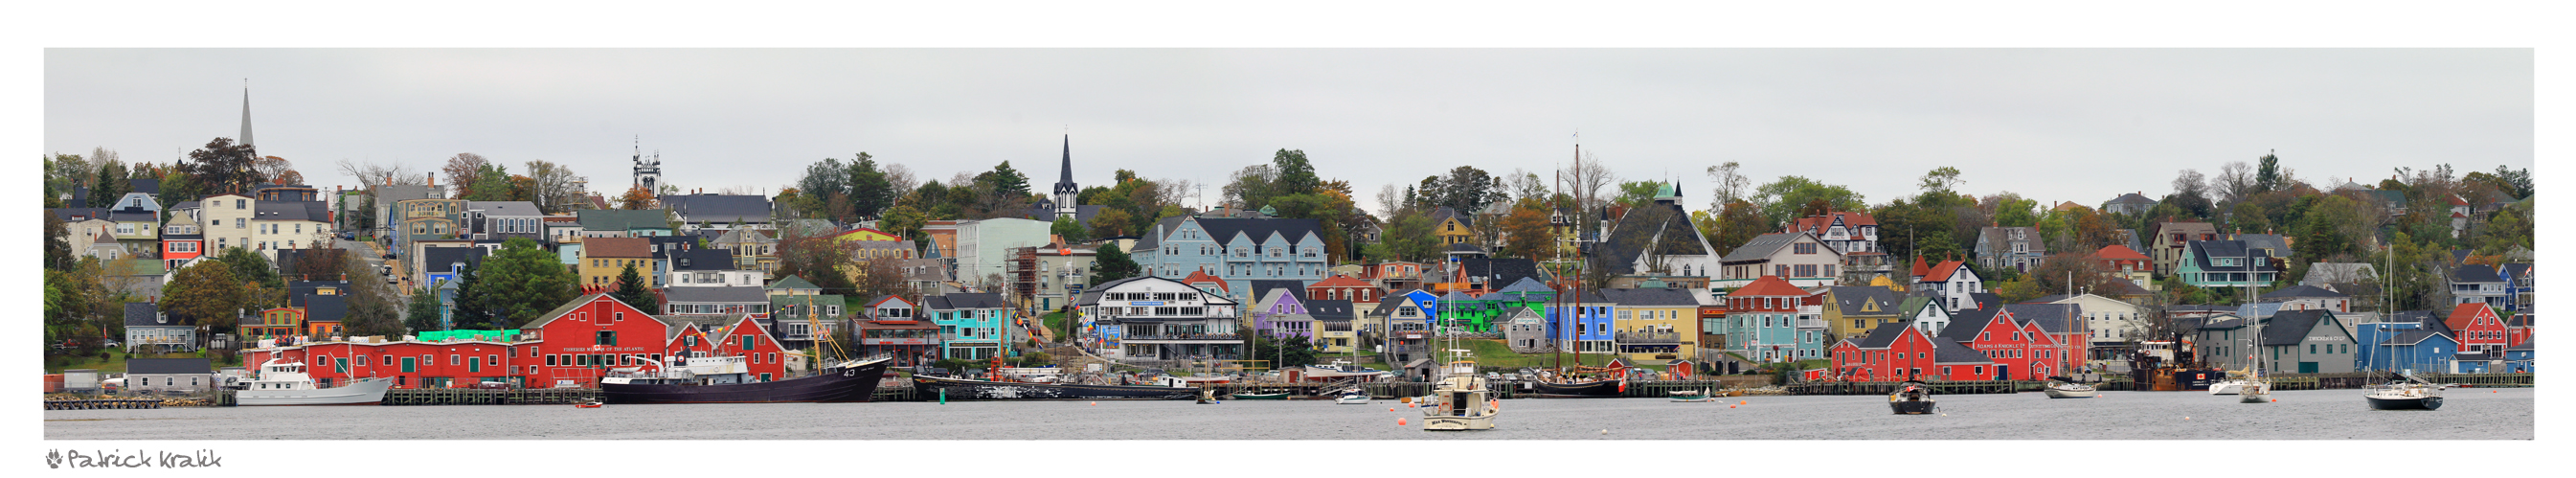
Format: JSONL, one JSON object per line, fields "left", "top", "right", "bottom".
{"left": 2043, "top": 376, "right": 2097, "bottom": 398}
{"left": 1669, "top": 389, "right": 1718, "bottom": 402}
{"left": 1888, "top": 380, "right": 1936, "bottom": 415}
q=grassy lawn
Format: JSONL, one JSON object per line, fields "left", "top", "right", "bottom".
{"left": 1041, "top": 311, "right": 1068, "bottom": 342}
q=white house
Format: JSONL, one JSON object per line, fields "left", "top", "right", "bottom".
{"left": 1074, "top": 275, "right": 1244, "bottom": 361}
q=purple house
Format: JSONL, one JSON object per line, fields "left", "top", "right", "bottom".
{"left": 1250, "top": 280, "right": 1314, "bottom": 339}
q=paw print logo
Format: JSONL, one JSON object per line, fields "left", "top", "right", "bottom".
{"left": 45, "top": 449, "right": 61, "bottom": 468}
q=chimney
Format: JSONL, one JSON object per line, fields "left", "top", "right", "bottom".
{"left": 427, "top": 172, "right": 437, "bottom": 188}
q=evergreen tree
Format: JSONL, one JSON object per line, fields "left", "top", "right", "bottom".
{"left": 404, "top": 286, "right": 444, "bottom": 332}
{"left": 90, "top": 160, "right": 130, "bottom": 208}
{"left": 448, "top": 259, "right": 487, "bottom": 330}
{"left": 469, "top": 238, "right": 580, "bottom": 329}
{"left": 1090, "top": 242, "right": 1140, "bottom": 285}
{"left": 44, "top": 213, "right": 71, "bottom": 270}
{"left": 611, "top": 262, "right": 660, "bottom": 313}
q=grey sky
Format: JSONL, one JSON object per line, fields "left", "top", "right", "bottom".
{"left": 45, "top": 49, "right": 2530, "bottom": 212}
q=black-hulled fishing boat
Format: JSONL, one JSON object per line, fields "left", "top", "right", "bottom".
{"left": 601, "top": 355, "right": 893, "bottom": 404}
{"left": 912, "top": 375, "right": 1199, "bottom": 400}
{"left": 1529, "top": 378, "right": 1623, "bottom": 398}
{"left": 1889, "top": 380, "right": 1936, "bottom": 415}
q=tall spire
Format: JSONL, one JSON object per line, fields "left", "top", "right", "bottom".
{"left": 238, "top": 80, "right": 255, "bottom": 148}
{"left": 1053, "top": 134, "right": 1077, "bottom": 194}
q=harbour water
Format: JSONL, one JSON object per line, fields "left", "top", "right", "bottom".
{"left": 42, "top": 388, "right": 2532, "bottom": 440}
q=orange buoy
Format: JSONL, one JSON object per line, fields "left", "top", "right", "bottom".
{"left": 1397, "top": 418, "right": 1408, "bottom": 425}
{"left": 2271, "top": 399, "right": 2278, "bottom": 402}
{"left": 1739, "top": 400, "right": 1748, "bottom": 405}
{"left": 1729, "top": 405, "right": 1735, "bottom": 408}
{"left": 1389, "top": 408, "right": 1396, "bottom": 412}
{"left": 1090, "top": 402, "right": 1097, "bottom": 406}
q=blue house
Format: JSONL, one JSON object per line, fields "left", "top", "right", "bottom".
{"left": 2363, "top": 327, "right": 2458, "bottom": 375}
{"left": 2501, "top": 339, "right": 2534, "bottom": 374}
{"left": 2498, "top": 263, "right": 2532, "bottom": 313}
{"left": 1545, "top": 289, "right": 1616, "bottom": 354}
{"left": 1130, "top": 216, "right": 1329, "bottom": 306}
{"left": 924, "top": 292, "right": 1012, "bottom": 360}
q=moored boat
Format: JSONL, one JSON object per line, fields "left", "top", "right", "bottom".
{"left": 1889, "top": 380, "right": 1936, "bottom": 414}
{"left": 2363, "top": 373, "right": 2444, "bottom": 411}
{"left": 1529, "top": 377, "right": 1623, "bottom": 398}
{"left": 1231, "top": 391, "right": 1295, "bottom": 400}
{"left": 237, "top": 359, "right": 395, "bottom": 406}
{"left": 1331, "top": 387, "right": 1370, "bottom": 404}
{"left": 1421, "top": 357, "right": 1496, "bottom": 430}
{"left": 601, "top": 354, "right": 892, "bottom": 404}
{"left": 1302, "top": 360, "right": 1391, "bottom": 380}
{"left": 1669, "top": 389, "right": 1717, "bottom": 402}
{"left": 2042, "top": 377, "right": 2096, "bottom": 398}
{"left": 913, "top": 375, "right": 1198, "bottom": 400}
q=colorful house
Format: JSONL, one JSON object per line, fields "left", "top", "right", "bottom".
{"left": 1830, "top": 322, "right": 1937, "bottom": 381}
{"left": 855, "top": 295, "right": 938, "bottom": 367}
{"left": 1912, "top": 258, "right": 1986, "bottom": 312}
{"left": 708, "top": 314, "right": 793, "bottom": 380}
{"left": 1781, "top": 211, "right": 1888, "bottom": 285}
{"left": 1307, "top": 299, "right": 1359, "bottom": 353}
{"left": 1305, "top": 274, "right": 1385, "bottom": 304}
{"left": 1545, "top": 289, "right": 1616, "bottom": 355}
{"left": 1722, "top": 276, "right": 1822, "bottom": 362}
{"left": 1605, "top": 287, "right": 1700, "bottom": 362}
{"left": 2258, "top": 309, "right": 2356, "bottom": 374}
{"left": 2445, "top": 303, "right": 2510, "bottom": 356}
{"left": 924, "top": 292, "right": 1012, "bottom": 360}
{"left": 2095, "top": 244, "right": 2153, "bottom": 289}
{"left": 2175, "top": 240, "right": 2280, "bottom": 291}
{"left": 1251, "top": 285, "right": 1314, "bottom": 339}
{"left": 1937, "top": 304, "right": 2070, "bottom": 380}
{"left": 1822, "top": 285, "right": 1903, "bottom": 346}
{"left": 1716, "top": 231, "right": 1840, "bottom": 290}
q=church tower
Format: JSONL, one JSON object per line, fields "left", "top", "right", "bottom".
{"left": 238, "top": 84, "right": 255, "bottom": 149}
{"left": 631, "top": 137, "right": 662, "bottom": 192}
{"left": 1051, "top": 134, "right": 1079, "bottom": 216}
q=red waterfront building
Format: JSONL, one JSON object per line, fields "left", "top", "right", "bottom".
{"left": 1831, "top": 323, "right": 1938, "bottom": 381}
{"left": 1935, "top": 305, "right": 2071, "bottom": 380}
{"left": 242, "top": 294, "right": 798, "bottom": 390}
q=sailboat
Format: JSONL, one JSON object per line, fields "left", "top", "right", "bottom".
{"left": 2362, "top": 243, "right": 2442, "bottom": 411}
{"left": 1532, "top": 141, "right": 1623, "bottom": 399}
{"left": 2235, "top": 242, "right": 2271, "bottom": 404}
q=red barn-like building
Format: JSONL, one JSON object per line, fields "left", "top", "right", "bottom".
{"left": 2446, "top": 303, "right": 2510, "bottom": 355}
{"left": 241, "top": 294, "right": 796, "bottom": 390}
{"left": 1831, "top": 323, "right": 1938, "bottom": 381}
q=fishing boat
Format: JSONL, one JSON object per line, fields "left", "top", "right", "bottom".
{"left": 1331, "top": 387, "right": 1370, "bottom": 404}
{"left": 2041, "top": 376, "right": 2096, "bottom": 398}
{"left": 601, "top": 354, "right": 893, "bottom": 404}
{"left": 236, "top": 358, "right": 395, "bottom": 406}
{"left": 915, "top": 375, "right": 1199, "bottom": 400}
{"left": 1421, "top": 354, "right": 1496, "bottom": 430}
{"left": 1669, "top": 389, "right": 1718, "bottom": 402}
{"left": 2363, "top": 372, "right": 2444, "bottom": 411}
{"left": 1888, "top": 380, "right": 1936, "bottom": 415}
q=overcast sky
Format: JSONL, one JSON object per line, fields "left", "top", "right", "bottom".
{"left": 44, "top": 49, "right": 2531, "bottom": 212}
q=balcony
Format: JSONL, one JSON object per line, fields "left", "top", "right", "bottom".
{"left": 1616, "top": 331, "right": 1683, "bottom": 345}
{"left": 1796, "top": 317, "right": 1826, "bottom": 330}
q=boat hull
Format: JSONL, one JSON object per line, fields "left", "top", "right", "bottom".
{"left": 602, "top": 359, "right": 890, "bottom": 404}
{"left": 1890, "top": 400, "right": 1936, "bottom": 415}
{"left": 237, "top": 377, "right": 394, "bottom": 406}
{"left": 2043, "top": 388, "right": 2097, "bottom": 398}
{"left": 1529, "top": 379, "right": 1621, "bottom": 398}
{"left": 2365, "top": 396, "right": 2443, "bottom": 411}
{"left": 1334, "top": 395, "right": 1370, "bottom": 404}
{"left": 1423, "top": 414, "right": 1496, "bottom": 430}
{"left": 912, "top": 376, "right": 1196, "bottom": 400}
{"left": 2208, "top": 381, "right": 2244, "bottom": 395}
{"left": 1230, "top": 393, "right": 1294, "bottom": 400}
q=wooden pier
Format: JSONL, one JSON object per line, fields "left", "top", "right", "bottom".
{"left": 380, "top": 388, "right": 598, "bottom": 406}
{"left": 44, "top": 398, "right": 166, "bottom": 410}
{"left": 1786, "top": 380, "right": 2030, "bottom": 396}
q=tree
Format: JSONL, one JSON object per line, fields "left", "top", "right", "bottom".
{"left": 464, "top": 163, "right": 515, "bottom": 201}
{"left": 1984, "top": 193, "right": 2041, "bottom": 228}
{"left": 1087, "top": 208, "right": 1133, "bottom": 239}
{"left": 1709, "top": 200, "right": 1769, "bottom": 257}
{"left": 1753, "top": 175, "right": 1865, "bottom": 227}
{"left": 1242, "top": 331, "right": 1322, "bottom": 368}
{"left": 796, "top": 156, "right": 849, "bottom": 219}
{"left": 90, "top": 159, "right": 131, "bottom": 208}
{"left": 1271, "top": 149, "right": 1319, "bottom": 198}
{"left": 161, "top": 260, "right": 245, "bottom": 329}
{"left": 1051, "top": 216, "right": 1088, "bottom": 243}
{"left": 404, "top": 286, "right": 443, "bottom": 332}
{"left": 775, "top": 227, "right": 857, "bottom": 294}
{"left": 1613, "top": 180, "right": 1664, "bottom": 207}
{"left": 1413, "top": 166, "right": 1507, "bottom": 215}
{"left": 1089, "top": 242, "right": 1140, "bottom": 285}
{"left": 879, "top": 204, "right": 929, "bottom": 241}
{"left": 1560, "top": 151, "right": 1617, "bottom": 214}
{"left": 610, "top": 262, "right": 659, "bottom": 314}
{"left": 2253, "top": 151, "right": 2284, "bottom": 193}
{"left": 44, "top": 213, "right": 72, "bottom": 270}
{"left": 457, "top": 239, "right": 578, "bottom": 329}
{"left": 1223, "top": 164, "right": 1278, "bottom": 209}
{"left": 1706, "top": 161, "right": 1751, "bottom": 212}
{"left": 443, "top": 153, "right": 489, "bottom": 198}
{"left": 848, "top": 154, "right": 893, "bottom": 219}
{"left": 447, "top": 259, "right": 488, "bottom": 330}
{"left": 522, "top": 159, "right": 586, "bottom": 214}
{"left": 1378, "top": 211, "right": 1440, "bottom": 262}
{"left": 851, "top": 251, "right": 921, "bottom": 307}
{"left": 618, "top": 185, "right": 657, "bottom": 210}
{"left": 214, "top": 246, "right": 285, "bottom": 309}
{"left": 1498, "top": 197, "right": 1552, "bottom": 260}
{"left": 183, "top": 137, "right": 260, "bottom": 194}
{"left": 47, "top": 152, "right": 92, "bottom": 206}
{"left": 2210, "top": 161, "right": 2255, "bottom": 206}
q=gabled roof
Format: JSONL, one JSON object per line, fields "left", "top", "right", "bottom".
{"left": 1306, "top": 300, "right": 1356, "bottom": 321}
{"left": 1139, "top": 216, "right": 1323, "bottom": 253}
{"left": 1249, "top": 280, "right": 1307, "bottom": 305}
{"left": 1783, "top": 211, "right": 1879, "bottom": 235}
{"left": 924, "top": 292, "right": 1010, "bottom": 310}
{"left": 2095, "top": 244, "right": 2149, "bottom": 261}
{"left": 659, "top": 193, "right": 774, "bottom": 223}
{"left": 577, "top": 209, "right": 669, "bottom": 231}
{"left": 865, "top": 294, "right": 913, "bottom": 309}
{"left": 2261, "top": 309, "right": 2336, "bottom": 346}
{"left": 1369, "top": 294, "right": 1413, "bottom": 317}
{"left": 2300, "top": 262, "right": 2380, "bottom": 285}
{"left": 1600, "top": 287, "right": 1697, "bottom": 307}
{"left": 2184, "top": 240, "right": 2276, "bottom": 272}
{"left": 667, "top": 249, "right": 736, "bottom": 271}
{"left": 253, "top": 201, "right": 329, "bottom": 222}
{"left": 1923, "top": 260, "right": 1971, "bottom": 283}
{"left": 2260, "top": 285, "right": 2348, "bottom": 300}
{"left": 2451, "top": 263, "right": 2501, "bottom": 284}
{"left": 1597, "top": 202, "right": 1719, "bottom": 275}
{"left": 1829, "top": 286, "right": 1901, "bottom": 316}
{"left": 1179, "top": 269, "right": 1231, "bottom": 294}
{"left": 1489, "top": 276, "right": 1556, "bottom": 297}
{"left": 1932, "top": 337, "right": 1989, "bottom": 364}
{"left": 2382, "top": 330, "right": 2452, "bottom": 347}
{"left": 2508, "top": 338, "right": 2534, "bottom": 352}
{"left": 2444, "top": 303, "right": 2497, "bottom": 332}
{"left": 1728, "top": 275, "right": 1809, "bottom": 297}
{"left": 1938, "top": 307, "right": 2002, "bottom": 343}
{"left": 123, "top": 303, "right": 172, "bottom": 328}
{"left": 2108, "top": 193, "right": 2157, "bottom": 205}
{"left": 418, "top": 247, "right": 488, "bottom": 273}
{"left": 713, "top": 227, "right": 778, "bottom": 245}
{"left": 2233, "top": 234, "right": 2291, "bottom": 255}
{"left": 583, "top": 237, "right": 651, "bottom": 259}
{"left": 2153, "top": 221, "right": 2217, "bottom": 241}
{"left": 2198, "top": 317, "right": 2247, "bottom": 330}
{"left": 767, "top": 275, "right": 821, "bottom": 291}
{"left": 1855, "top": 322, "right": 1911, "bottom": 349}
{"left": 664, "top": 286, "right": 767, "bottom": 304}
{"left": 466, "top": 201, "right": 544, "bottom": 216}
{"left": 1308, "top": 274, "right": 1376, "bottom": 290}
{"left": 2498, "top": 263, "right": 2532, "bottom": 283}
{"left": 2001, "top": 304, "right": 2079, "bottom": 334}
{"left": 1456, "top": 257, "right": 1543, "bottom": 287}
{"left": 1717, "top": 232, "right": 1807, "bottom": 262}
{"left": 127, "top": 357, "right": 214, "bottom": 376}
{"left": 523, "top": 294, "right": 656, "bottom": 330}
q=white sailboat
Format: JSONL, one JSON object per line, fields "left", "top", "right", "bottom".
{"left": 2362, "top": 244, "right": 2442, "bottom": 410}
{"left": 2234, "top": 241, "right": 2271, "bottom": 404}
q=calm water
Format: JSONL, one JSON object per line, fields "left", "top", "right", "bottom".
{"left": 43, "top": 388, "right": 2532, "bottom": 440}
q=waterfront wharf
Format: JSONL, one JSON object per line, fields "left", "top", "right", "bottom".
{"left": 1787, "top": 380, "right": 2029, "bottom": 396}
{"left": 43, "top": 398, "right": 166, "bottom": 410}
{"left": 380, "top": 387, "right": 598, "bottom": 406}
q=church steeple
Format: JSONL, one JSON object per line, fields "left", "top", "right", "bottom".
{"left": 1052, "top": 134, "right": 1078, "bottom": 215}
{"left": 238, "top": 81, "right": 255, "bottom": 148}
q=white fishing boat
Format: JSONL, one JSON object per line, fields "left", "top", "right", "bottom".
{"left": 2042, "top": 376, "right": 2097, "bottom": 398}
{"left": 1331, "top": 387, "right": 1371, "bottom": 404}
{"left": 236, "top": 358, "right": 395, "bottom": 406}
{"left": 1421, "top": 348, "right": 1496, "bottom": 430}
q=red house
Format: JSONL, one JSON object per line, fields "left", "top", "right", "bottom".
{"left": 1937, "top": 306, "right": 2070, "bottom": 380}
{"left": 1831, "top": 323, "right": 1938, "bottom": 381}
{"left": 2446, "top": 303, "right": 2510, "bottom": 355}
{"left": 2095, "top": 244, "right": 2152, "bottom": 275}
{"left": 709, "top": 314, "right": 791, "bottom": 382}
{"left": 1306, "top": 274, "right": 1385, "bottom": 303}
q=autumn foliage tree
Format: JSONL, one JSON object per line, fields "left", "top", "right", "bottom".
{"left": 1498, "top": 197, "right": 1553, "bottom": 260}
{"left": 618, "top": 185, "right": 657, "bottom": 210}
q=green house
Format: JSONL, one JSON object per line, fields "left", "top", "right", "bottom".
{"left": 1435, "top": 277, "right": 1557, "bottom": 333}
{"left": 2175, "top": 240, "right": 2279, "bottom": 291}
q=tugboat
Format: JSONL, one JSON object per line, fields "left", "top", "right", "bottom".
{"left": 1421, "top": 354, "right": 1497, "bottom": 430}
{"left": 1888, "top": 380, "right": 1936, "bottom": 414}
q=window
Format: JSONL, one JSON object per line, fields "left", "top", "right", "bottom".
{"left": 450, "top": 354, "right": 462, "bottom": 366}
{"left": 596, "top": 330, "right": 618, "bottom": 346}
{"left": 1794, "top": 243, "right": 1817, "bottom": 254}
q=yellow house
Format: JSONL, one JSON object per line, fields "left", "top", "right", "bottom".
{"left": 577, "top": 237, "right": 657, "bottom": 289}
{"left": 1604, "top": 288, "right": 1701, "bottom": 362}
{"left": 1430, "top": 207, "right": 1473, "bottom": 245}
{"left": 1821, "top": 285, "right": 1903, "bottom": 344}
